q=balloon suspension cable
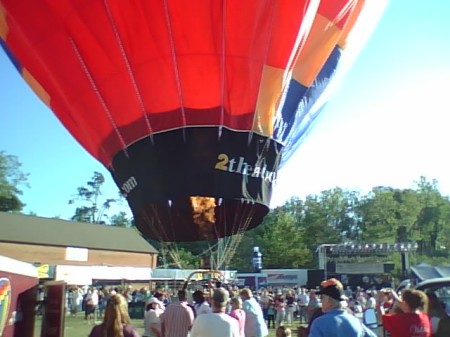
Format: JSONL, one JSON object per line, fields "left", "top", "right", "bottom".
{"left": 141, "top": 198, "right": 256, "bottom": 270}
{"left": 141, "top": 204, "right": 184, "bottom": 268}
{"left": 164, "top": 242, "right": 184, "bottom": 269}
{"left": 206, "top": 200, "right": 256, "bottom": 270}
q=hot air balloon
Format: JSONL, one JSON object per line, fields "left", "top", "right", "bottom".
{"left": 0, "top": 1, "right": 384, "bottom": 253}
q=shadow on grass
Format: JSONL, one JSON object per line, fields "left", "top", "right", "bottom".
{"left": 33, "top": 315, "right": 285, "bottom": 337}
{"left": 34, "top": 315, "right": 145, "bottom": 337}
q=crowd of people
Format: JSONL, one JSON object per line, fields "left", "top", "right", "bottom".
{"left": 59, "top": 279, "right": 450, "bottom": 337}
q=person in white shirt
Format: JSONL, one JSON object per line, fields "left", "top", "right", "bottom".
{"left": 365, "top": 292, "right": 376, "bottom": 310}
{"left": 191, "top": 288, "right": 240, "bottom": 337}
{"left": 297, "top": 288, "right": 310, "bottom": 323}
{"left": 143, "top": 298, "right": 164, "bottom": 337}
{"left": 91, "top": 289, "right": 99, "bottom": 322}
{"left": 160, "top": 290, "right": 194, "bottom": 337}
{"left": 193, "top": 290, "right": 212, "bottom": 316}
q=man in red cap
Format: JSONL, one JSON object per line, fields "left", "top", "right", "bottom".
{"left": 308, "top": 278, "right": 377, "bottom": 337}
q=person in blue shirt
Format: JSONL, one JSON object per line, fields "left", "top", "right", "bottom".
{"left": 240, "top": 288, "right": 269, "bottom": 337}
{"left": 309, "top": 278, "right": 377, "bottom": 337}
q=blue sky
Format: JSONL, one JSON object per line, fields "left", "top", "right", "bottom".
{"left": 1, "top": 1, "right": 450, "bottom": 220}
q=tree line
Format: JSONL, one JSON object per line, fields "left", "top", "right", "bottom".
{"left": 229, "top": 177, "right": 450, "bottom": 272}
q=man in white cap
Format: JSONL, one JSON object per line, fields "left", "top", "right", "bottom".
{"left": 190, "top": 288, "right": 240, "bottom": 337}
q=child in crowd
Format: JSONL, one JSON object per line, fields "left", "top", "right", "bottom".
{"left": 276, "top": 326, "right": 292, "bottom": 337}
{"left": 267, "top": 302, "right": 276, "bottom": 329}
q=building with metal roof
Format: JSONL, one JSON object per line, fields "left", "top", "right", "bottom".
{"left": 0, "top": 212, "right": 159, "bottom": 284}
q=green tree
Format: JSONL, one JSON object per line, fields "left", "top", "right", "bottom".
{"left": 0, "top": 151, "right": 29, "bottom": 212}
{"left": 225, "top": 229, "right": 259, "bottom": 271}
{"left": 229, "top": 190, "right": 362, "bottom": 271}
{"left": 110, "top": 211, "right": 132, "bottom": 227}
{"left": 318, "top": 188, "right": 362, "bottom": 241}
{"left": 357, "top": 178, "right": 450, "bottom": 252}
{"left": 414, "top": 177, "right": 450, "bottom": 255}
{"left": 69, "top": 172, "right": 117, "bottom": 224}
{"left": 359, "top": 187, "right": 401, "bottom": 242}
{"left": 259, "top": 208, "right": 312, "bottom": 268}
{"left": 299, "top": 193, "right": 342, "bottom": 248}
{"left": 153, "top": 243, "right": 200, "bottom": 269}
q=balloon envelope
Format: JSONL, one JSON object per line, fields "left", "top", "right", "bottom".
{"left": 1, "top": 0, "right": 378, "bottom": 241}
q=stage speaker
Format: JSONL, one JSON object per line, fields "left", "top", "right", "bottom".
{"left": 307, "top": 269, "right": 325, "bottom": 289}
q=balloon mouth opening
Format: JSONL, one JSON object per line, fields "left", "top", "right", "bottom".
{"left": 134, "top": 196, "right": 269, "bottom": 242}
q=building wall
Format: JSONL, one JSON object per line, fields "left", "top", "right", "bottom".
{"left": 0, "top": 242, "right": 157, "bottom": 268}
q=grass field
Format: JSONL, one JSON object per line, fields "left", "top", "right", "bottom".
{"left": 33, "top": 314, "right": 386, "bottom": 337}
{"left": 34, "top": 315, "right": 282, "bottom": 337}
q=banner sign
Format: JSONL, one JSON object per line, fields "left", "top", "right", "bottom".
{"left": 336, "top": 263, "right": 385, "bottom": 274}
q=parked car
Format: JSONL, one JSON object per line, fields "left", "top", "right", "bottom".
{"left": 415, "top": 277, "right": 450, "bottom": 314}
{"left": 394, "top": 278, "right": 413, "bottom": 294}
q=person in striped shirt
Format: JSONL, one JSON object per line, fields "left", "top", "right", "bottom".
{"left": 161, "top": 290, "right": 194, "bottom": 337}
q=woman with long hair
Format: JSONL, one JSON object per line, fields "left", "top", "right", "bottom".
{"left": 88, "top": 294, "right": 140, "bottom": 337}
{"left": 426, "top": 292, "right": 450, "bottom": 337}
